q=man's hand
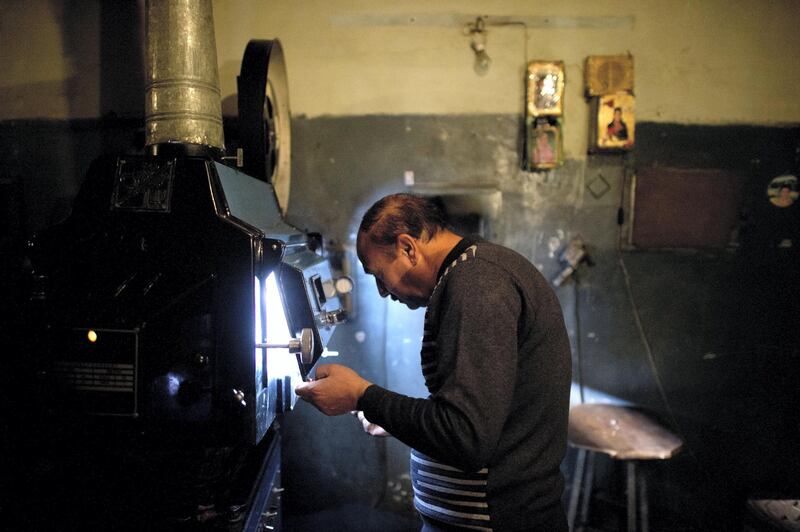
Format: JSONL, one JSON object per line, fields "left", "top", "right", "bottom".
{"left": 294, "top": 364, "right": 371, "bottom": 416}
{"left": 354, "top": 410, "right": 391, "bottom": 437}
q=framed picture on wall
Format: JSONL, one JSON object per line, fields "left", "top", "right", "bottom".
{"left": 593, "top": 92, "right": 635, "bottom": 150}
{"left": 527, "top": 61, "right": 565, "bottom": 117}
{"left": 528, "top": 119, "right": 561, "bottom": 170}
{"left": 585, "top": 54, "right": 634, "bottom": 96}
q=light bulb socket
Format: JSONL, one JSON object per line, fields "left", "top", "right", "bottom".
{"left": 467, "top": 16, "right": 490, "bottom": 75}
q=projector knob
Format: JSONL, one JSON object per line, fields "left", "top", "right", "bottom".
{"left": 290, "top": 328, "right": 315, "bottom": 364}
{"left": 256, "top": 328, "right": 315, "bottom": 364}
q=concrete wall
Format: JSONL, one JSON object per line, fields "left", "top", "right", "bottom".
{"left": 3, "top": 1, "right": 800, "bottom": 157}
{"left": 282, "top": 115, "right": 799, "bottom": 527}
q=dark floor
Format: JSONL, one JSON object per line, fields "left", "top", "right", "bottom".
{"left": 285, "top": 503, "right": 420, "bottom": 532}
{"left": 282, "top": 468, "right": 796, "bottom": 532}
{"left": 282, "top": 498, "right": 792, "bottom": 532}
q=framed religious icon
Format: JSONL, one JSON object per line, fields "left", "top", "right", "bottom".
{"left": 593, "top": 92, "right": 635, "bottom": 150}
{"left": 528, "top": 119, "right": 561, "bottom": 170}
{"left": 527, "top": 61, "right": 565, "bottom": 117}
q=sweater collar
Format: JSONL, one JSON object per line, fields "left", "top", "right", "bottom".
{"left": 436, "top": 234, "right": 480, "bottom": 282}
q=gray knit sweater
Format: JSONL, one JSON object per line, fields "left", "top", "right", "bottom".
{"left": 358, "top": 239, "right": 572, "bottom": 531}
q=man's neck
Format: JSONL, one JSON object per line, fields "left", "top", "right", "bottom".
{"left": 425, "top": 230, "right": 465, "bottom": 282}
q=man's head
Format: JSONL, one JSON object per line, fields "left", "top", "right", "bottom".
{"left": 356, "top": 194, "right": 449, "bottom": 309}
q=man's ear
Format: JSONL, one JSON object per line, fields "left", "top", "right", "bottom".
{"left": 396, "top": 234, "right": 417, "bottom": 263}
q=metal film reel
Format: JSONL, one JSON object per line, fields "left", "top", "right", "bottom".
{"left": 238, "top": 40, "right": 292, "bottom": 214}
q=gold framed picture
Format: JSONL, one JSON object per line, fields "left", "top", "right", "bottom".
{"left": 585, "top": 54, "right": 634, "bottom": 96}
{"left": 528, "top": 119, "right": 561, "bottom": 170}
{"left": 527, "top": 61, "right": 565, "bottom": 117}
{"left": 594, "top": 92, "right": 635, "bottom": 150}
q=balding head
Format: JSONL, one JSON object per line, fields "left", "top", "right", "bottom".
{"left": 357, "top": 193, "right": 447, "bottom": 263}
{"left": 355, "top": 194, "right": 461, "bottom": 309}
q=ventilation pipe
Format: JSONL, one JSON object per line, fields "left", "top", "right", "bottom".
{"left": 144, "top": 0, "right": 225, "bottom": 154}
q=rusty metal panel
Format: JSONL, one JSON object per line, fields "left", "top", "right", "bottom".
{"left": 632, "top": 167, "right": 744, "bottom": 248}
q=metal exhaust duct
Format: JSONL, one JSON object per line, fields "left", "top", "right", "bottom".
{"left": 144, "top": 0, "right": 225, "bottom": 151}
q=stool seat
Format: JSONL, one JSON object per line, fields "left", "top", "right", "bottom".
{"left": 747, "top": 499, "right": 800, "bottom": 530}
{"left": 567, "top": 403, "right": 683, "bottom": 532}
{"left": 568, "top": 403, "right": 683, "bottom": 460}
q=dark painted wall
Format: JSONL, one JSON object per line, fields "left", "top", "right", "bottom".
{"left": 1, "top": 116, "right": 798, "bottom": 529}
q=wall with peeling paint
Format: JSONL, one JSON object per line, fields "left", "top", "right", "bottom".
{"left": 280, "top": 114, "right": 799, "bottom": 528}
{"left": 2, "top": 0, "right": 800, "bottom": 159}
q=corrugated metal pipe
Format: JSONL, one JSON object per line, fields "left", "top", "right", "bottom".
{"left": 144, "top": 0, "right": 225, "bottom": 151}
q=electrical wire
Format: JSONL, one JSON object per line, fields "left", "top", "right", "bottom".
{"left": 617, "top": 153, "right": 673, "bottom": 420}
{"left": 490, "top": 20, "right": 530, "bottom": 67}
{"left": 616, "top": 256, "right": 675, "bottom": 427}
{"left": 616, "top": 155, "right": 709, "bottom": 476}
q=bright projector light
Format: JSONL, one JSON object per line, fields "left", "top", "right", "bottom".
{"left": 254, "top": 272, "right": 302, "bottom": 396}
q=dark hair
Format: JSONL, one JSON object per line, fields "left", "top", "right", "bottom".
{"left": 358, "top": 194, "right": 448, "bottom": 249}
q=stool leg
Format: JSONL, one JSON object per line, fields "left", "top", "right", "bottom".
{"left": 627, "top": 461, "right": 637, "bottom": 532}
{"left": 579, "top": 451, "right": 595, "bottom": 529}
{"left": 567, "top": 449, "right": 586, "bottom": 531}
{"left": 639, "top": 470, "right": 649, "bottom": 532}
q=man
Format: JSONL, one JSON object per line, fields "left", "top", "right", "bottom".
{"left": 295, "top": 194, "right": 571, "bottom": 531}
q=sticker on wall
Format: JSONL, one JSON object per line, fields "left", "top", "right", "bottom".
{"left": 767, "top": 174, "right": 798, "bottom": 208}
{"left": 593, "top": 92, "right": 635, "bottom": 150}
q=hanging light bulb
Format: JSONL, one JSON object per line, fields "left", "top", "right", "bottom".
{"left": 471, "top": 41, "right": 491, "bottom": 76}
{"left": 468, "top": 17, "right": 491, "bottom": 76}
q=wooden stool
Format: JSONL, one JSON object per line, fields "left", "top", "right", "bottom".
{"left": 747, "top": 499, "right": 800, "bottom": 530}
{"left": 567, "top": 403, "right": 683, "bottom": 532}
